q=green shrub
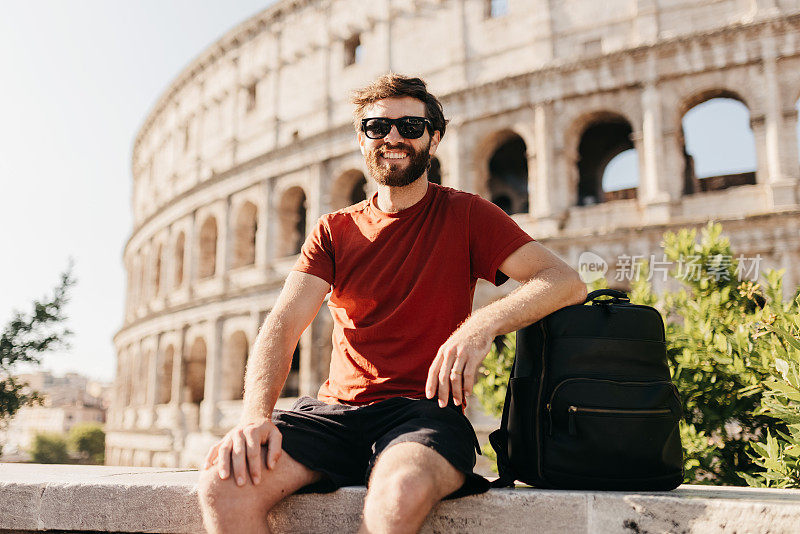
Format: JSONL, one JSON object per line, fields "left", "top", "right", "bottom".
{"left": 69, "top": 422, "right": 105, "bottom": 464}
{"left": 737, "top": 296, "right": 800, "bottom": 488}
{"left": 474, "top": 222, "right": 782, "bottom": 485}
{"left": 30, "top": 432, "right": 69, "bottom": 464}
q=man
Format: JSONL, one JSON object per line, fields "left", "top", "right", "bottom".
{"left": 198, "top": 74, "right": 586, "bottom": 534}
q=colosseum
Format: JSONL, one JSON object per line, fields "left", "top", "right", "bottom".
{"left": 109, "top": 0, "right": 800, "bottom": 468}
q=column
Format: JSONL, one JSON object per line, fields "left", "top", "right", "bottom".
{"left": 214, "top": 204, "right": 231, "bottom": 279}
{"left": 307, "top": 161, "right": 328, "bottom": 222}
{"left": 255, "top": 180, "right": 270, "bottom": 269}
{"left": 299, "top": 310, "right": 332, "bottom": 397}
{"left": 221, "top": 198, "right": 232, "bottom": 291}
{"left": 146, "top": 339, "right": 158, "bottom": 407}
{"left": 170, "top": 332, "right": 185, "bottom": 406}
{"left": 230, "top": 57, "right": 240, "bottom": 164}
{"left": 322, "top": 0, "right": 333, "bottom": 129}
{"left": 271, "top": 24, "right": 282, "bottom": 146}
{"left": 442, "top": 121, "right": 469, "bottom": 191}
{"left": 200, "top": 318, "right": 223, "bottom": 432}
{"left": 759, "top": 31, "right": 798, "bottom": 207}
{"left": 455, "top": 0, "right": 469, "bottom": 86}
{"left": 639, "top": 80, "right": 673, "bottom": 222}
{"left": 380, "top": 0, "right": 393, "bottom": 71}
{"left": 634, "top": 0, "right": 659, "bottom": 46}
{"left": 186, "top": 211, "right": 197, "bottom": 297}
{"left": 531, "top": 102, "right": 561, "bottom": 236}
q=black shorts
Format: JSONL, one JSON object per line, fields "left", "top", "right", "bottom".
{"left": 272, "top": 395, "right": 490, "bottom": 499}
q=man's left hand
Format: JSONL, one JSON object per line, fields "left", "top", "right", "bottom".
{"left": 425, "top": 325, "right": 493, "bottom": 408}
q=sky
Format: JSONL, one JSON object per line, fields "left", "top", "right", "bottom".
{"left": 1, "top": 1, "right": 274, "bottom": 382}
{"left": 0, "top": 1, "right": 773, "bottom": 384}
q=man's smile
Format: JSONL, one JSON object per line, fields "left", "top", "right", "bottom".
{"left": 380, "top": 150, "right": 408, "bottom": 161}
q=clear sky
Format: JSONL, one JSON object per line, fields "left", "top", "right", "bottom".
{"left": 1, "top": 1, "right": 274, "bottom": 382}
{"left": 0, "top": 2, "right": 770, "bottom": 384}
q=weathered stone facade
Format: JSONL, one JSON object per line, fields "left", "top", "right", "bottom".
{"left": 110, "top": 0, "right": 800, "bottom": 468}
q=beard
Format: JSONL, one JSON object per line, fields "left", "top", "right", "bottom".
{"left": 365, "top": 139, "right": 431, "bottom": 187}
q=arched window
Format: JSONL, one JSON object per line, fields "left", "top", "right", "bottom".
{"left": 576, "top": 115, "right": 638, "bottom": 205}
{"left": 488, "top": 134, "right": 528, "bottom": 214}
{"left": 222, "top": 331, "right": 249, "bottom": 401}
{"left": 331, "top": 171, "right": 368, "bottom": 211}
{"left": 185, "top": 338, "right": 207, "bottom": 404}
{"left": 232, "top": 202, "right": 258, "bottom": 268}
{"left": 602, "top": 149, "right": 640, "bottom": 199}
{"left": 681, "top": 96, "right": 756, "bottom": 194}
{"left": 198, "top": 216, "right": 218, "bottom": 278}
{"left": 174, "top": 232, "right": 185, "bottom": 288}
{"left": 278, "top": 187, "right": 307, "bottom": 257}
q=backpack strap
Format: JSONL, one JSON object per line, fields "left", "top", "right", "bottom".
{"left": 488, "top": 349, "right": 518, "bottom": 489}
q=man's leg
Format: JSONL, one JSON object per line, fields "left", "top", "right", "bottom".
{"left": 358, "top": 441, "right": 465, "bottom": 534}
{"left": 198, "top": 445, "right": 323, "bottom": 534}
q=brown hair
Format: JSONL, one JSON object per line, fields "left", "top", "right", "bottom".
{"left": 351, "top": 73, "right": 447, "bottom": 139}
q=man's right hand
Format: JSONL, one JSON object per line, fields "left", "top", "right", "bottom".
{"left": 202, "top": 417, "right": 283, "bottom": 487}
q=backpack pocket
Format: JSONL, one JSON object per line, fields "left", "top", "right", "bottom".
{"left": 543, "top": 378, "right": 683, "bottom": 486}
{"left": 506, "top": 376, "right": 539, "bottom": 477}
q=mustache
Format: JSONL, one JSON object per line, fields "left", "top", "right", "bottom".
{"left": 378, "top": 143, "right": 413, "bottom": 154}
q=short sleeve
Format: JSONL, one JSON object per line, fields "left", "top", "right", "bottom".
{"left": 292, "top": 216, "right": 335, "bottom": 286}
{"left": 468, "top": 195, "right": 534, "bottom": 286}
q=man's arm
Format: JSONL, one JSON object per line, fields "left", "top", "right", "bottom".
{"left": 202, "top": 271, "right": 330, "bottom": 485}
{"left": 425, "top": 241, "right": 587, "bottom": 407}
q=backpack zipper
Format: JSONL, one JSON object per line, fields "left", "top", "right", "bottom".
{"left": 545, "top": 378, "right": 679, "bottom": 436}
{"left": 567, "top": 405, "right": 673, "bottom": 436}
{"left": 536, "top": 321, "right": 547, "bottom": 481}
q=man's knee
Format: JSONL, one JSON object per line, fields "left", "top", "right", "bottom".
{"left": 368, "top": 465, "right": 438, "bottom": 511}
{"left": 198, "top": 467, "right": 255, "bottom": 512}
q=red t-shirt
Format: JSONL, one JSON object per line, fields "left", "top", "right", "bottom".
{"left": 292, "top": 182, "right": 534, "bottom": 405}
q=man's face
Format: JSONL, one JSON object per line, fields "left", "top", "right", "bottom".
{"left": 358, "top": 97, "right": 441, "bottom": 187}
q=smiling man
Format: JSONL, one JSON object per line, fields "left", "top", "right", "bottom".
{"left": 197, "top": 74, "right": 586, "bottom": 534}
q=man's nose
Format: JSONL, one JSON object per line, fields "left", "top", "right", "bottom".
{"left": 384, "top": 124, "right": 403, "bottom": 142}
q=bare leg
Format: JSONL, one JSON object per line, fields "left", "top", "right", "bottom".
{"left": 358, "top": 442, "right": 466, "bottom": 534}
{"left": 198, "top": 447, "right": 323, "bottom": 534}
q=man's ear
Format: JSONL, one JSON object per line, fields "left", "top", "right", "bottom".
{"left": 357, "top": 131, "right": 366, "bottom": 155}
{"left": 428, "top": 130, "right": 441, "bottom": 157}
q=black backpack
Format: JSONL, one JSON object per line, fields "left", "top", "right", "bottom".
{"left": 489, "top": 289, "right": 684, "bottom": 490}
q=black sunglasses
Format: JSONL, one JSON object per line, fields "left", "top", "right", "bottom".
{"left": 361, "top": 116, "right": 433, "bottom": 140}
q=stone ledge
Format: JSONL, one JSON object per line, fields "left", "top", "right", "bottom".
{"left": 2, "top": 464, "right": 800, "bottom": 533}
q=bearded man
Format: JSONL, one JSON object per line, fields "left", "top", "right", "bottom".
{"left": 198, "top": 74, "right": 586, "bottom": 534}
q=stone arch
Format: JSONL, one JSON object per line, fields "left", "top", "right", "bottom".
{"left": 221, "top": 330, "right": 249, "bottom": 401}
{"left": 232, "top": 201, "right": 258, "bottom": 268}
{"left": 277, "top": 186, "right": 307, "bottom": 257}
{"left": 185, "top": 337, "right": 207, "bottom": 404}
{"left": 173, "top": 231, "right": 185, "bottom": 288}
{"left": 678, "top": 89, "right": 757, "bottom": 194}
{"left": 564, "top": 111, "right": 638, "bottom": 206}
{"left": 198, "top": 216, "right": 218, "bottom": 278}
{"left": 158, "top": 345, "right": 174, "bottom": 405}
{"left": 330, "top": 170, "right": 367, "bottom": 210}
{"left": 475, "top": 130, "right": 529, "bottom": 214}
